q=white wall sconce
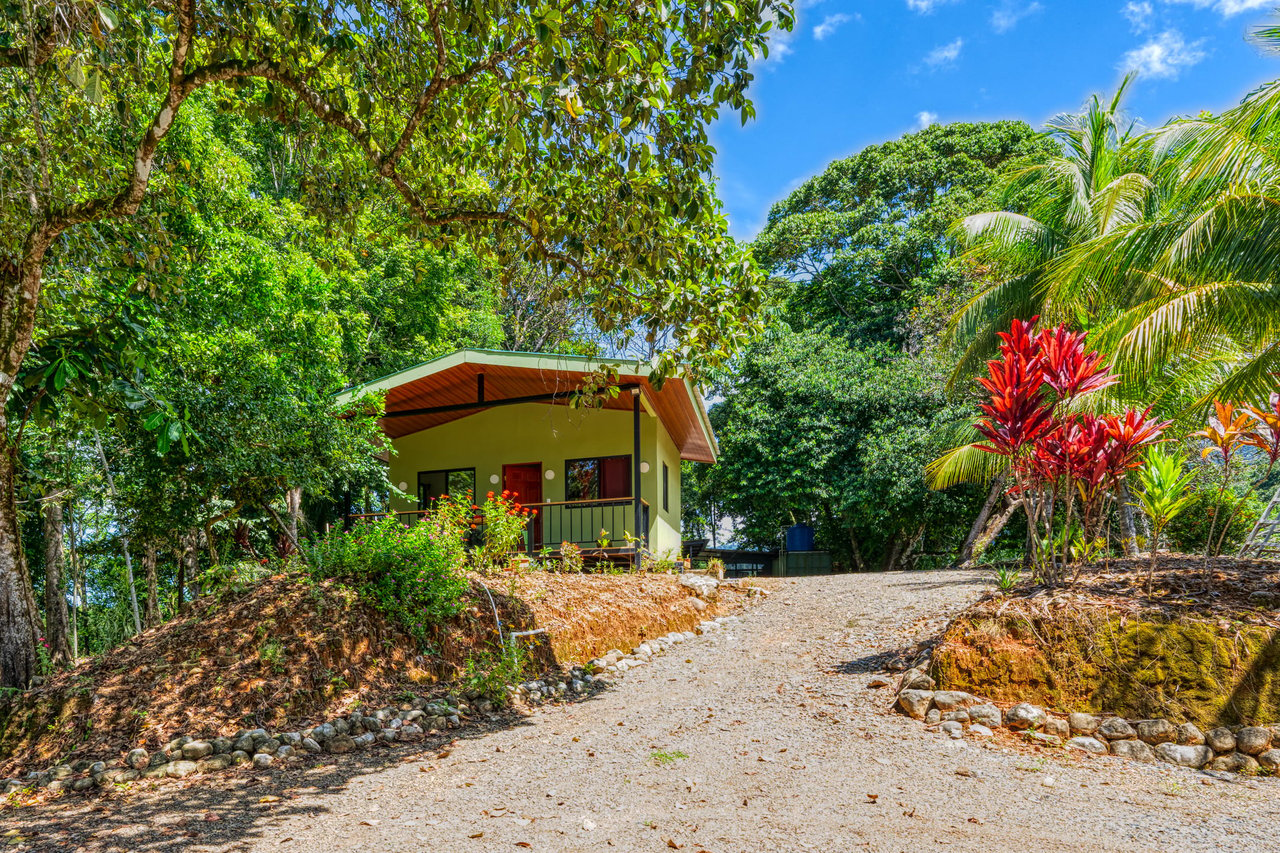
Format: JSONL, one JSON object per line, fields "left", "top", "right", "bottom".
{"left": 489, "top": 473, "right": 500, "bottom": 485}
{"left": 639, "top": 461, "right": 650, "bottom": 474}
{"left": 545, "top": 469, "right": 555, "bottom": 480}
{"left": 397, "top": 481, "right": 408, "bottom": 491}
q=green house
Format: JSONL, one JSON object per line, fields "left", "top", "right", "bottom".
{"left": 341, "top": 350, "right": 717, "bottom": 559}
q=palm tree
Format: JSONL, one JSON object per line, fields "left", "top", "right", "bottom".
{"left": 945, "top": 75, "right": 1160, "bottom": 382}
{"left": 1041, "top": 24, "right": 1280, "bottom": 407}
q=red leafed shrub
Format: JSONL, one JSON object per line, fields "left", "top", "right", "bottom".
{"left": 973, "top": 317, "right": 1168, "bottom": 581}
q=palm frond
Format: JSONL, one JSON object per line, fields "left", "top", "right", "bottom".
{"left": 926, "top": 435, "right": 1010, "bottom": 490}
{"left": 945, "top": 272, "right": 1044, "bottom": 385}
{"left": 1091, "top": 172, "right": 1155, "bottom": 235}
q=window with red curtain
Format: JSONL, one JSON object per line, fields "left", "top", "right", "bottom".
{"left": 565, "top": 455, "right": 631, "bottom": 500}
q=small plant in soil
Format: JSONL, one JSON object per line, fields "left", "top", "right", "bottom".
{"left": 989, "top": 565, "right": 1022, "bottom": 592}
{"left": 259, "top": 640, "right": 286, "bottom": 672}
{"left": 462, "top": 642, "right": 529, "bottom": 707}
{"left": 1134, "top": 448, "right": 1196, "bottom": 591}
{"left": 649, "top": 750, "right": 688, "bottom": 766}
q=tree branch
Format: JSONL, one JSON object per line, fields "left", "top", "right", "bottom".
{"left": 50, "top": 0, "right": 199, "bottom": 231}
{"left": 381, "top": 33, "right": 535, "bottom": 172}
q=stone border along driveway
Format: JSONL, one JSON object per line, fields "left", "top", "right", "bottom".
{"left": 890, "top": 668, "right": 1280, "bottom": 775}
{"left": 6, "top": 570, "right": 1280, "bottom": 853}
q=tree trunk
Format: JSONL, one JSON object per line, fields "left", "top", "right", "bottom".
{"left": 1117, "top": 480, "right": 1139, "bottom": 558}
{"left": 896, "top": 524, "right": 927, "bottom": 571}
{"left": 970, "top": 498, "right": 1019, "bottom": 563}
{"left": 0, "top": 243, "right": 52, "bottom": 684}
{"left": 956, "top": 477, "right": 1006, "bottom": 567}
{"left": 181, "top": 531, "right": 200, "bottom": 605}
{"left": 142, "top": 543, "right": 159, "bottom": 628}
{"left": 0, "top": 443, "right": 42, "bottom": 687}
{"left": 66, "top": 504, "right": 80, "bottom": 661}
{"left": 174, "top": 546, "right": 185, "bottom": 613}
{"left": 286, "top": 487, "right": 302, "bottom": 552}
{"left": 881, "top": 531, "right": 905, "bottom": 572}
{"left": 93, "top": 431, "right": 142, "bottom": 635}
{"left": 41, "top": 498, "right": 71, "bottom": 663}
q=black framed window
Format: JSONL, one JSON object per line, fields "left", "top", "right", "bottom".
{"left": 662, "top": 462, "right": 669, "bottom": 512}
{"left": 418, "top": 468, "right": 475, "bottom": 509}
{"left": 565, "top": 455, "right": 631, "bottom": 501}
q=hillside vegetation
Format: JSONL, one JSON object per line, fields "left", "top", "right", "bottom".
{"left": 0, "top": 570, "right": 736, "bottom": 777}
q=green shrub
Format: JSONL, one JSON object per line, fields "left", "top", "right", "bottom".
{"left": 1165, "top": 489, "right": 1261, "bottom": 555}
{"left": 306, "top": 514, "right": 469, "bottom": 647}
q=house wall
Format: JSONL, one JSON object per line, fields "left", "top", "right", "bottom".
{"left": 386, "top": 401, "right": 683, "bottom": 556}
{"left": 650, "top": 418, "right": 683, "bottom": 560}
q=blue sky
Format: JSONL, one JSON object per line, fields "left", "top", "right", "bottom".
{"left": 711, "top": 0, "right": 1280, "bottom": 239}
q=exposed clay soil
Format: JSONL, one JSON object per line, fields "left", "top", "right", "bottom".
{"left": 0, "top": 571, "right": 745, "bottom": 779}
{"left": 5, "top": 571, "right": 1279, "bottom": 853}
{"left": 933, "top": 557, "right": 1280, "bottom": 725}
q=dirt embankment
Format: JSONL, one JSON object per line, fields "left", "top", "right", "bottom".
{"left": 0, "top": 570, "right": 745, "bottom": 777}
{"left": 932, "top": 557, "right": 1280, "bottom": 727}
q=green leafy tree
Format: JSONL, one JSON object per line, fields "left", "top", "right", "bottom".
{"left": 754, "top": 120, "right": 1054, "bottom": 345}
{"left": 697, "top": 330, "right": 981, "bottom": 570}
{"left": 0, "top": 0, "right": 789, "bottom": 685}
{"left": 703, "top": 122, "right": 1051, "bottom": 568}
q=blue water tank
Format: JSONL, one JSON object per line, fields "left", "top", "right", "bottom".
{"left": 785, "top": 523, "right": 815, "bottom": 552}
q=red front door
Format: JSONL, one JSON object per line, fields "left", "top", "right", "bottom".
{"left": 503, "top": 463, "right": 543, "bottom": 548}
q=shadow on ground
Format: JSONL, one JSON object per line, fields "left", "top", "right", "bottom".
{"left": 0, "top": 688, "right": 613, "bottom": 853}
{"left": 884, "top": 574, "right": 988, "bottom": 593}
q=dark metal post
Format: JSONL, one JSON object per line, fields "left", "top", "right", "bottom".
{"left": 633, "top": 389, "right": 643, "bottom": 552}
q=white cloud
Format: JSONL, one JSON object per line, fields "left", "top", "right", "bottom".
{"left": 813, "top": 13, "right": 853, "bottom": 40}
{"left": 916, "top": 111, "right": 939, "bottom": 129}
{"left": 1123, "top": 1, "right": 1155, "bottom": 31}
{"left": 907, "top": 0, "right": 958, "bottom": 12}
{"left": 1163, "top": 0, "right": 1271, "bottom": 16}
{"left": 1120, "top": 29, "right": 1207, "bottom": 78}
{"left": 924, "top": 38, "right": 964, "bottom": 67}
{"left": 991, "top": 1, "right": 1043, "bottom": 32}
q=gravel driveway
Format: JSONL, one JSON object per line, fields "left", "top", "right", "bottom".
{"left": 12, "top": 571, "right": 1280, "bottom": 852}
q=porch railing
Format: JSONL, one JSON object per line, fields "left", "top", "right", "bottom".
{"left": 345, "top": 497, "right": 649, "bottom": 557}
{"left": 524, "top": 497, "right": 648, "bottom": 554}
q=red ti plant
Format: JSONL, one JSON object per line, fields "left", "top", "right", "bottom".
{"left": 1201, "top": 393, "right": 1280, "bottom": 560}
{"left": 974, "top": 318, "right": 1055, "bottom": 457}
{"left": 1242, "top": 393, "right": 1280, "bottom": 472}
{"left": 974, "top": 318, "right": 1058, "bottom": 571}
{"left": 1036, "top": 325, "right": 1117, "bottom": 400}
{"left": 974, "top": 318, "right": 1162, "bottom": 581}
{"left": 1195, "top": 401, "right": 1253, "bottom": 562}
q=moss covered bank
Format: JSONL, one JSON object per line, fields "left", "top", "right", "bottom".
{"left": 933, "top": 607, "right": 1280, "bottom": 728}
